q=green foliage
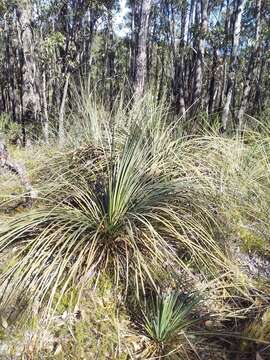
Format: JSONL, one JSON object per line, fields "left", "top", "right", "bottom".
{"left": 70, "top": 292, "right": 125, "bottom": 359}
{"left": 239, "top": 228, "right": 268, "bottom": 254}
{"left": 0, "top": 0, "right": 5, "bottom": 13}
{"left": 131, "top": 291, "right": 205, "bottom": 359}
{"left": 0, "top": 113, "right": 20, "bottom": 143}
{"left": 48, "top": 288, "right": 125, "bottom": 359}
{"left": 143, "top": 292, "right": 202, "bottom": 344}
{"left": 40, "top": 32, "right": 66, "bottom": 61}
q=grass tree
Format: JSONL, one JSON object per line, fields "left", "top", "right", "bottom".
{"left": 133, "top": 291, "right": 204, "bottom": 359}
{"left": 0, "top": 97, "right": 229, "bottom": 320}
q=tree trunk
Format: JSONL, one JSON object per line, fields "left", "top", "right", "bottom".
{"left": 107, "top": 8, "right": 115, "bottom": 111}
{"left": 218, "top": 0, "right": 231, "bottom": 111}
{"left": 4, "top": 12, "right": 18, "bottom": 121}
{"left": 254, "top": 53, "right": 266, "bottom": 113}
{"left": 237, "top": 0, "right": 262, "bottom": 130}
{"left": 171, "top": 2, "right": 187, "bottom": 118}
{"left": 58, "top": 72, "right": 71, "bottom": 147}
{"left": 221, "top": 0, "right": 247, "bottom": 131}
{"left": 192, "top": 0, "right": 208, "bottom": 112}
{"left": 42, "top": 71, "right": 49, "bottom": 143}
{"left": 16, "top": 0, "right": 40, "bottom": 143}
{"left": 208, "top": 48, "right": 218, "bottom": 115}
{"left": 134, "top": 0, "right": 152, "bottom": 100}
{"left": 179, "top": 4, "right": 187, "bottom": 119}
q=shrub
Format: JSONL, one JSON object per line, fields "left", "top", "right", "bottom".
{"left": 0, "top": 98, "right": 227, "bottom": 319}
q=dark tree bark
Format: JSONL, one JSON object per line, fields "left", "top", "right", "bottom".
{"left": 208, "top": 48, "right": 219, "bottom": 115}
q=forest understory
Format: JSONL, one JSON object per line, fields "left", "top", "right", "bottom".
{"left": 0, "top": 95, "right": 270, "bottom": 359}
{"left": 0, "top": 0, "right": 270, "bottom": 359}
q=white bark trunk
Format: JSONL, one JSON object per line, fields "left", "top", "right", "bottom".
{"left": 193, "top": 0, "right": 208, "bottom": 109}
{"left": 134, "top": 0, "right": 152, "bottom": 100}
{"left": 58, "top": 72, "right": 71, "bottom": 147}
{"left": 42, "top": 72, "right": 49, "bottom": 143}
{"left": 16, "top": 1, "right": 40, "bottom": 124}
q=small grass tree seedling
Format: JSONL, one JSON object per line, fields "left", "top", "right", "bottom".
{"left": 137, "top": 291, "right": 204, "bottom": 359}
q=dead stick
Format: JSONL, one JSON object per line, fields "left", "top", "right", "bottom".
{"left": 0, "top": 137, "right": 37, "bottom": 205}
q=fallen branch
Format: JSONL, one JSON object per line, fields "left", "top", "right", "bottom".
{"left": 0, "top": 137, "right": 37, "bottom": 206}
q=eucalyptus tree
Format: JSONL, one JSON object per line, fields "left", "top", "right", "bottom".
{"left": 237, "top": 0, "right": 263, "bottom": 129}
{"left": 134, "top": 0, "right": 153, "bottom": 99}
{"left": 0, "top": 0, "right": 269, "bottom": 140}
{"left": 16, "top": 0, "right": 41, "bottom": 144}
{"left": 192, "top": 0, "right": 209, "bottom": 112}
{"left": 221, "top": 0, "right": 247, "bottom": 131}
